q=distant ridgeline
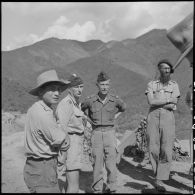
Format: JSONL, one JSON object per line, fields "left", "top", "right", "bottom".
{"left": 2, "top": 29, "right": 192, "bottom": 136}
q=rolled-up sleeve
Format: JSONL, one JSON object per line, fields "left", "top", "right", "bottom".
{"left": 38, "top": 112, "right": 66, "bottom": 147}
{"left": 145, "top": 81, "right": 153, "bottom": 95}
{"left": 172, "top": 83, "right": 180, "bottom": 98}
{"left": 56, "top": 100, "right": 73, "bottom": 133}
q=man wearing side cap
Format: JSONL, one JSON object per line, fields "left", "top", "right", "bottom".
{"left": 81, "top": 71, "right": 126, "bottom": 193}
{"left": 23, "top": 70, "right": 70, "bottom": 193}
{"left": 145, "top": 60, "right": 180, "bottom": 192}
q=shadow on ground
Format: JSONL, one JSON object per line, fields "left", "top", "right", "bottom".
{"left": 79, "top": 171, "right": 93, "bottom": 193}
{"left": 117, "top": 158, "right": 193, "bottom": 194}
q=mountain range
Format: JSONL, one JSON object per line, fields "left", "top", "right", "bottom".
{"left": 2, "top": 28, "right": 192, "bottom": 137}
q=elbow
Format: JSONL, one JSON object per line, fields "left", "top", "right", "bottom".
{"left": 148, "top": 99, "right": 155, "bottom": 106}
{"left": 52, "top": 133, "right": 66, "bottom": 147}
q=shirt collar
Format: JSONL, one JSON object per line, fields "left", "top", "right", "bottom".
{"left": 156, "top": 78, "right": 172, "bottom": 85}
{"left": 95, "top": 92, "right": 114, "bottom": 103}
{"left": 68, "top": 92, "right": 80, "bottom": 107}
{"left": 38, "top": 100, "right": 53, "bottom": 112}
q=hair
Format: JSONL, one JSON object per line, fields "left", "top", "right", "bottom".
{"left": 37, "top": 81, "right": 64, "bottom": 98}
{"left": 157, "top": 59, "right": 174, "bottom": 73}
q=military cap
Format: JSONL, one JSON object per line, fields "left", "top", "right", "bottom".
{"left": 68, "top": 73, "right": 83, "bottom": 87}
{"left": 157, "top": 59, "right": 174, "bottom": 74}
{"left": 97, "top": 71, "right": 110, "bottom": 83}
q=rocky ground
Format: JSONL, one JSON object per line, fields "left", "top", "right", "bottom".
{"left": 1, "top": 111, "right": 193, "bottom": 193}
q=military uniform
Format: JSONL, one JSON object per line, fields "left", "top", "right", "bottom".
{"left": 145, "top": 79, "right": 180, "bottom": 180}
{"left": 56, "top": 93, "right": 85, "bottom": 171}
{"left": 81, "top": 93, "right": 126, "bottom": 192}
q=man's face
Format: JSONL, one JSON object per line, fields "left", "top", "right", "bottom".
{"left": 97, "top": 80, "right": 110, "bottom": 95}
{"left": 159, "top": 63, "right": 171, "bottom": 78}
{"left": 71, "top": 84, "right": 84, "bottom": 98}
{"left": 40, "top": 83, "right": 62, "bottom": 106}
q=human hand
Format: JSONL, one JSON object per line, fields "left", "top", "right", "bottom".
{"left": 61, "top": 134, "right": 70, "bottom": 151}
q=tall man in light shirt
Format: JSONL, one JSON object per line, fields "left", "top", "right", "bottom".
{"left": 145, "top": 59, "right": 180, "bottom": 192}
{"left": 23, "top": 70, "right": 70, "bottom": 193}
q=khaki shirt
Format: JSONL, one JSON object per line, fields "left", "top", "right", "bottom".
{"left": 56, "top": 93, "right": 85, "bottom": 134}
{"left": 24, "top": 100, "right": 66, "bottom": 159}
{"left": 145, "top": 79, "right": 180, "bottom": 111}
{"left": 81, "top": 93, "right": 126, "bottom": 126}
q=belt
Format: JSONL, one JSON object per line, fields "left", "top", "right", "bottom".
{"left": 27, "top": 156, "right": 55, "bottom": 161}
{"left": 68, "top": 131, "right": 84, "bottom": 136}
{"left": 93, "top": 125, "right": 114, "bottom": 128}
{"left": 93, "top": 125, "right": 114, "bottom": 131}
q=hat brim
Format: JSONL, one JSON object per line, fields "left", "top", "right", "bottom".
{"left": 173, "top": 43, "right": 193, "bottom": 70}
{"left": 29, "top": 80, "right": 70, "bottom": 96}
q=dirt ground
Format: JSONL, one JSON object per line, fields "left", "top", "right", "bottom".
{"left": 2, "top": 130, "right": 193, "bottom": 194}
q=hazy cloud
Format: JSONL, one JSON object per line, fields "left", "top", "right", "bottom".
{"left": 41, "top": 16, "right": 96, "bottom": 41}
{"left": 2, "top": 2, "right": 193, "bottom": 50}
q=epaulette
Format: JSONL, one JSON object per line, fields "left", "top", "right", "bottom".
{"left": 110, "top": 94, "right": 119, "bottom": 99}
{"left": 67, "top": 99, "right": 72, "bottom": 104}
{"left": 152, "top": 80, "right": 159, "bottom": 83}
{"left": 87, "top": 94, "right": 96, "bottom": 99}
{"left": 169, "top": 80, "right": 176, "bottom": 83}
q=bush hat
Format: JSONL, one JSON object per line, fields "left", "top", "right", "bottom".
{"left": 29, "top": 69, "right": 70, "bottom": 96}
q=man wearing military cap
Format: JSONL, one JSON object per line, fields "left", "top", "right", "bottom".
{"left": 81, "top": 71, "right": 126, "bottom": 193}
{"left": 145, "top": 60, "right": 180, "bottom": 192}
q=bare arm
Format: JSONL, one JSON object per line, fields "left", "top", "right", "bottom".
{"left": 163, "top": 103, "right": 176, "bottom": 110}
{"left": 115, "top": 112, "right": 122, "bottom": 119}
{"left": 146, "top": 91, "right": 167, "bottom": 106}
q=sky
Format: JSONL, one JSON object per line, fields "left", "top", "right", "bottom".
{"left": 2, "top": 1, "right": 194, "bottom": 51}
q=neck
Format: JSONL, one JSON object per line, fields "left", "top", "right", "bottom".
{"left": 70, "top": 92, "right": 80, "bottom": 105}
{"left": 160, "top": 76, "right": 170, "bottom": 84}
{"left": 98, "top": 92, "right": 107, "bottom": 100}
{"left": 74, "top": 96, "right": 80, "bottom": 105}
{"left": 42, "top": 99, "right": 52, "bottom": 109}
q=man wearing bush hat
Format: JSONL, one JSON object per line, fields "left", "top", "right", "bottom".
{"left": 81, "top": 71, "right": 126, "bottom": 193}
{"left": 145, "top": 60, "right": 180, "bottom": 192}
{"left": 23, "top": 69, "right": 70, "bottom": 193}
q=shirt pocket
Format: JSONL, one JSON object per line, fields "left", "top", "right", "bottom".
{"left": 164, "top": 87, "right": 173, "bottom": 98}
{"left": 90, "top": 105, "right": 101, "bottom": 121}
{"left": 105, "top": 103, "right": 116, "bottom": 121}
{"left": 71, "top": 108, "right": 84, "bottom": 128}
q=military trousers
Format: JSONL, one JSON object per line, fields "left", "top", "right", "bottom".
{"left": 23, "top": 156, "right": 61, "bottom": 193}
{"left": 91, "top": 127, "right": 118, "bottom": 192}
{"left": 146, "top": 108, "right": 175, "bottom": 180}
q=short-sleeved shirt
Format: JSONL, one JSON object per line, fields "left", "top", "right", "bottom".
{"left": 24, "top": 100, "right": 66, "bottom": 159}
{"left": 56, "top": 93, "right": 85, "bottom": 134}
{"left": 145, "top": 79, "right": 180, "bottom": 111}
{"left": 81, "top": 93, "right": 126, "bottom": 126}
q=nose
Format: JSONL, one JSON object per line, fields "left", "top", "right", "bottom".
{"left": 54, "top": 90, "right": 60, "bottom": 96}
